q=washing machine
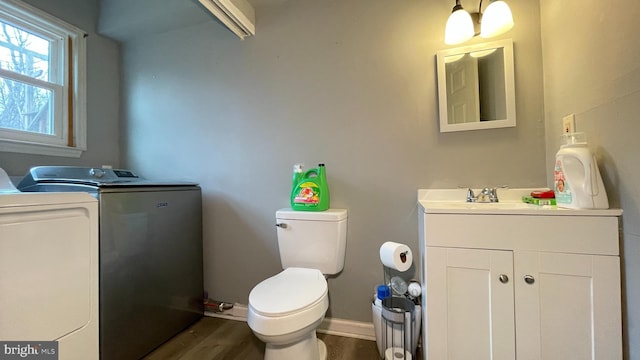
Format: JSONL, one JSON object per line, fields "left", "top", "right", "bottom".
{"left": 17, "top": 166, "right": 203, "bottom": 360}
{"left": 0, "top": 173, "right": 99, "bottom": 360}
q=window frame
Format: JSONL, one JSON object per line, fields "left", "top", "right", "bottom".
{"left": 0, "top": 0, "right": 87, "bottom": 157}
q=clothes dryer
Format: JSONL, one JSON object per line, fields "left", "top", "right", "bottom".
{"left": 0, "top": 191, "right": 99, "bottom": 360}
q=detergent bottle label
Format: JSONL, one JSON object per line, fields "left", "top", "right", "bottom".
{"left": 293, "top": 182, "right": 320, "bottom": 205}
{"left": 554, "top": 159, "right": 572, "bottom": 204}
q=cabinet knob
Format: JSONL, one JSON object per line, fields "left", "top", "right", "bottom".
{"left": 275, "top": 223, "right": 287, "bottom": 229}
{"left": 498, "top": 274, "right": 509, "bottom": 284}
{"left": 524, "top": 275, "right": 535, "bottom": 285}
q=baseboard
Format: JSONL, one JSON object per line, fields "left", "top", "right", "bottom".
{"left": 205, "top": 303, "right": 376, "bottom": 341}
{"left": 318, "top": 317, "right": 376, "bottom": 341}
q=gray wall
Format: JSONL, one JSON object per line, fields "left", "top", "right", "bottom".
{"left": 115, "top": 0, "right": 546, "bottom": 323}
{"left": 540, "top": 1, "right": 640, "bottom": 358}
{"left": 0, "top": 0, "right": 121, "bottom": 176}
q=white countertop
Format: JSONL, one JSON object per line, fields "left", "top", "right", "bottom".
{"left": 418, "top": 188, "right": 622, "bottom": 217}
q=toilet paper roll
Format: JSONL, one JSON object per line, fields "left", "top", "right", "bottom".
{"left": 385, "top": 347, "right": 412, "bottom": 360}
{"left": 379, "top": 242, "right": 413, "bottom": 272}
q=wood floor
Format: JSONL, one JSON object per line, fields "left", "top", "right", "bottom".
{"left": 142, "top": 316, "right": 382, "bottom": 360}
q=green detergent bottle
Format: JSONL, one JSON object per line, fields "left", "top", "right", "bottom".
{"left": 290, "top": 163, "right": 330, "bottom": 211}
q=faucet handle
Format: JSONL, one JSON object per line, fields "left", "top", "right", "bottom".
{"left": 466, "top": 188, "right": 476, "bottom": 202}
{"left": 489, "top": 188, "right": 498, "bottom": 201}
{"left": 487, "top": 187, "right": 505, "bottom": 202}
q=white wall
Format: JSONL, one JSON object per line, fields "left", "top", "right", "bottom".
{"left": 0, "top": 0, "right": 121, "bottom": 175}
{"left": 116, "top": 0, "right": 546, "bottom": 322}
{"left": 540, "top": 0, "right": 640, "bottom": 357}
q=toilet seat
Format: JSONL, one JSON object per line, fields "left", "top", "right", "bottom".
{"left": 248, "top": 267, "right": 329, "bottom": 337}
{"left": 249, "top": 267, "right": 327, "bottom": 317}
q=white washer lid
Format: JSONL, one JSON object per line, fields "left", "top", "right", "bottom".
{"left": 249, "top": 267, "right": 327, "bottom": 316}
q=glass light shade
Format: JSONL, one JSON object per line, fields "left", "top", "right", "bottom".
{"left": 445, "top": 9, "right": 474, "bottom": 45}
{"left": 480, "top": 1, "right": 514, "bottom": 38}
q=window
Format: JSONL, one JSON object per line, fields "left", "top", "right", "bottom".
{"left": 0, "top": 0, "right": 86, "bottom": 157}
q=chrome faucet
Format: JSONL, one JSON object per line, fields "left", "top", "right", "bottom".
{"left": 466, "top": 187, "right": 499, "bottom": 203}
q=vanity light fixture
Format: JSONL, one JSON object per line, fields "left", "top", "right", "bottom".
{"left": 444, "top": 0, "right": 514, "bottom": 45}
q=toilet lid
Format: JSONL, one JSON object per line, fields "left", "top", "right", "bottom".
{"left": 249, "top": 267, "right": 327, "bottom": 316}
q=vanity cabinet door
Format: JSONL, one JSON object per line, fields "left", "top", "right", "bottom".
{"left": 426, "top": 247, "right": 515, "bottom": 360}
{"left": 514, "top": 251, "right": 622, "bottom": 360}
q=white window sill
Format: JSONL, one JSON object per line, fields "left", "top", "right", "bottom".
{"left": 0, "top": 139, "right": 84, "bottom": 158}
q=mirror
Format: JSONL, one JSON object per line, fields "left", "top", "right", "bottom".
{"left": 436, "top": 39, "right": 516, "bottom": 132}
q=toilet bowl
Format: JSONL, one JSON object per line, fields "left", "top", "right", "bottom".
{"left": 248, "top": 267, "right": 329, "bottom": 360}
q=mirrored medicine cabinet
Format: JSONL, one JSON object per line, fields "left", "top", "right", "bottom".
{"left": 436, "top": 39, "right": 516, "bottom": 132}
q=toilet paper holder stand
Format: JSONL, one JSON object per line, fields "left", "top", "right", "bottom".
{"left": 376, "top": 263, "right": 419, "bottom": 360}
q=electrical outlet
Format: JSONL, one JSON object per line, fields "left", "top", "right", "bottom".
{"left": 562, "top": 114, "right": 576, "bottom": 133}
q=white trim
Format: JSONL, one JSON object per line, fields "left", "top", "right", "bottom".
{"left": 198, "top": 0, "right": 255, "bottom": 39}
{"left": 318, "top": 317, "right": 376, "bottom": 341}
{"left": 436, "top": 38, "right": 516, "bottom": 132}
{"left": 0, "top": 138, "right": 82, "bottom": 157}
{"left": 71, "top": 33, "right": 87, "bottom": 150}
{"left": 0, "top": 0, "right": 86, "bottom": 35}
{"left": 205, "top": 303, "right": 376, "bottom": 341}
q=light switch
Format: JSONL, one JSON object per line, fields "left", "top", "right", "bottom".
{"left": 562, "top": 114, "right": 576, "bottom": 133}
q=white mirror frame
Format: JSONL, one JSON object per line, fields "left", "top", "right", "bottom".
{"left": 437, "top": 39, "right": 516, "bottom": 132}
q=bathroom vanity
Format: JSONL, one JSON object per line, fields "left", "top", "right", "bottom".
{"left": 418, "top": 189, "right": 622, "bottom": 360}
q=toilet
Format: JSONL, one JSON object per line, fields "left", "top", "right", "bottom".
{"left": 247, "top": 208, "right": 348, "bottom": 360}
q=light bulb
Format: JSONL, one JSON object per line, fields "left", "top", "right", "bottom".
{"left": 480, "top": 0, "right": 514, "bottom": 38}
{"left": 445, "top": 8, "right": 474, "bottom": 45}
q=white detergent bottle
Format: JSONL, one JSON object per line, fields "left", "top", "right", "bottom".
{"left": 554, "top": 132, "right": 609, "bottom": 209}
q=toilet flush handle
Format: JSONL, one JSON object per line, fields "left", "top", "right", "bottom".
{"left": 275, "top": 223, "right": 287, "bottom": 229}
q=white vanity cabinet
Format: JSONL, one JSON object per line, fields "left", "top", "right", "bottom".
{"left": 419, "top": 206, "right": 622, "bottom": 360}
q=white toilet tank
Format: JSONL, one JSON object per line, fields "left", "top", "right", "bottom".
{"left": 276, "top": 208, "right": 348, "bottom": 275}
